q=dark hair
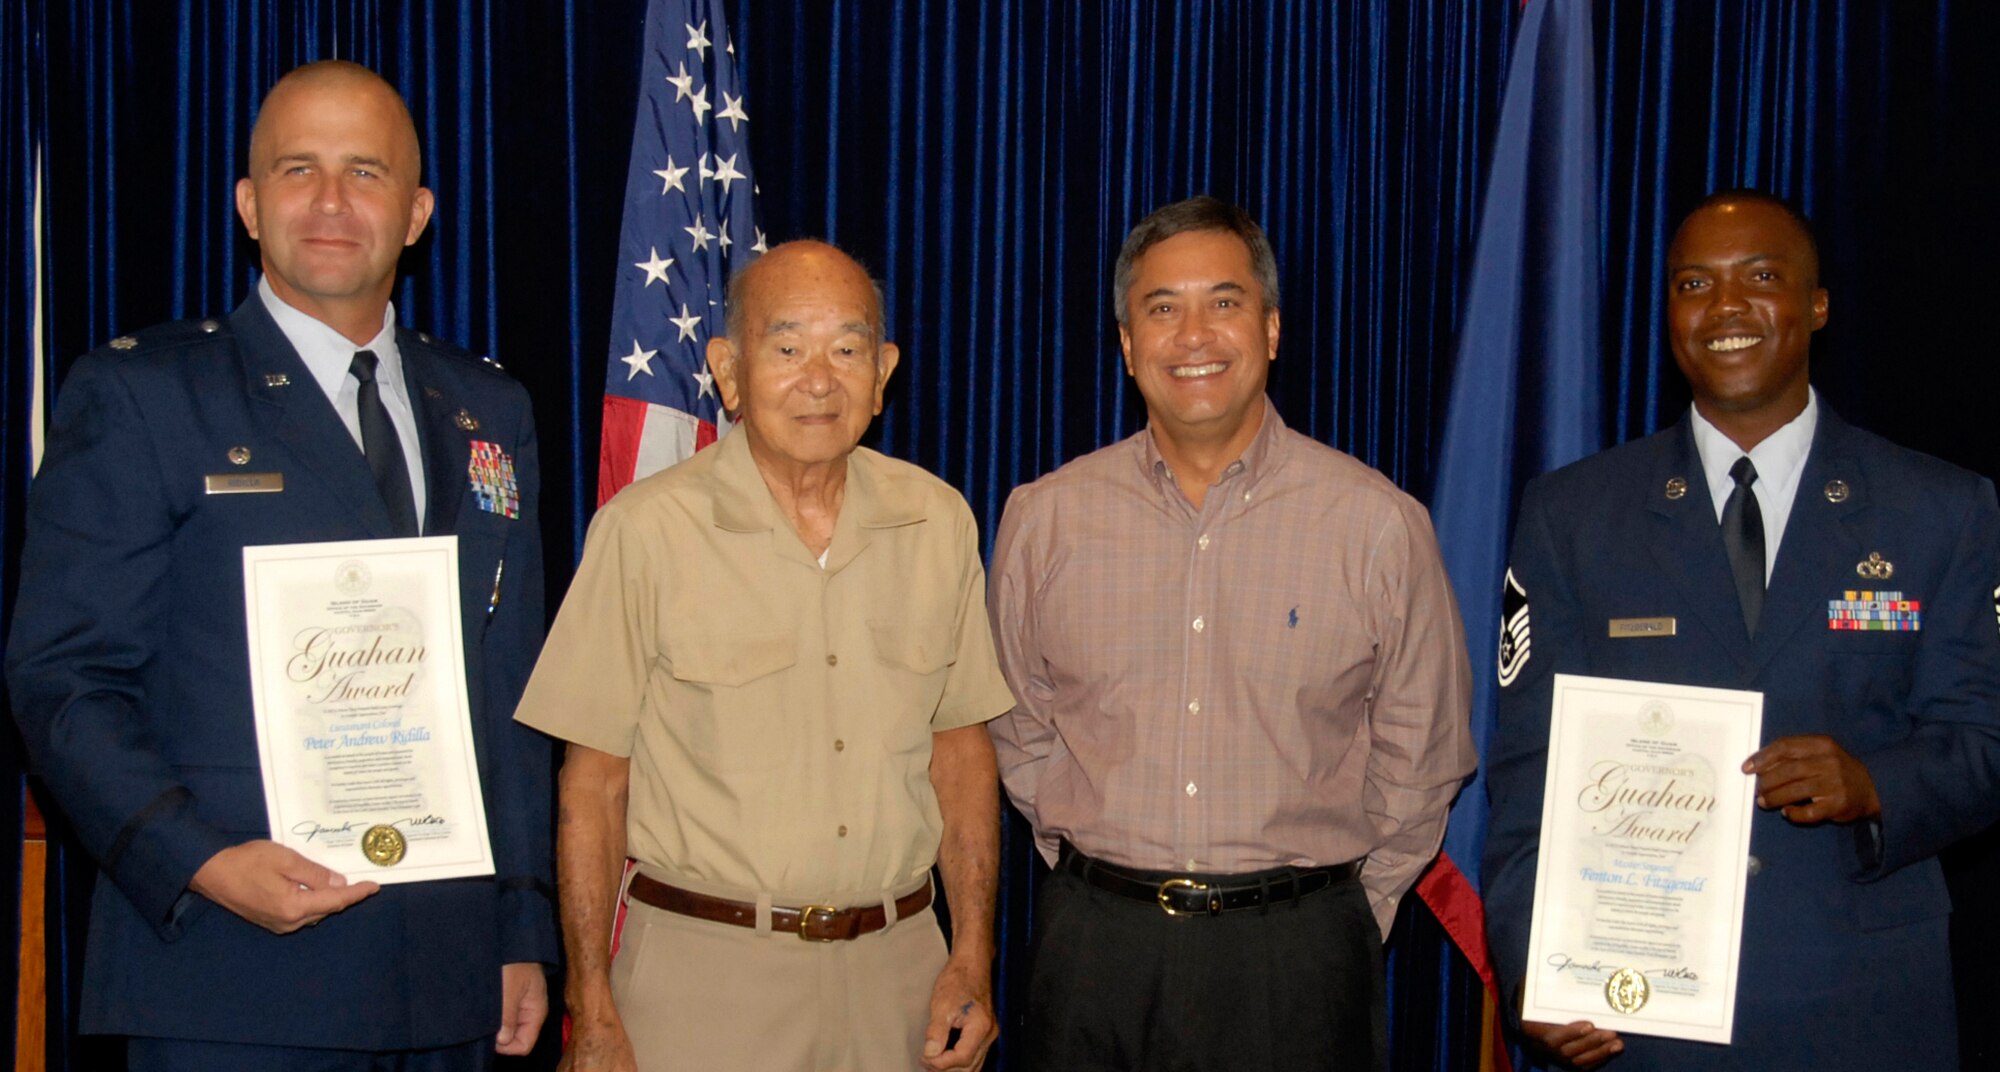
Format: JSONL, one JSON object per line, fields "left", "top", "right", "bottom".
{"left": 1112, "top": 196, "right": 1280, "bottom": 325}
{"left": 1681, "top": 188, "right": 1822, "bottom": 282}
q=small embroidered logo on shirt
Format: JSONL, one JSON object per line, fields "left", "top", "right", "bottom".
{"left": 1287, "top": 606, "right": 1299, "bottom": 629}
{"left": 467, "top": 440, "right": 520, "bottom": 519}
{"left": 1828, "top": 590, "right": 1921, "bottom": 631}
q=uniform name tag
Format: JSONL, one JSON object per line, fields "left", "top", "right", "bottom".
{"left": 1607, "top": 616, "right": 1677, "bottom": 638}
{"left": 204, "top": 472, "right": 285, "bottom": 494}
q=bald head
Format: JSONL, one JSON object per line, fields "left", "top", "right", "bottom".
{"left": 725, "top": 241, "right": 887, "bottom": 346}
{"left": 234, "top": 60, "right": 435, "bottom": 344}
{"left": 249, "top": 61, "right": 422, "bottom": 183}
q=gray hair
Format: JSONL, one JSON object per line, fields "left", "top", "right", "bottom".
{"left": 1112, "top": 196, "right": 1280, "bottom": 326}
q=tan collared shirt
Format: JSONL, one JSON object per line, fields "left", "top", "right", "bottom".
{"left": 515, "top": 430, "right": 1016, "bottom": 903}
{"left": 987, "top": 400, "right": 1475, "bottom": 932}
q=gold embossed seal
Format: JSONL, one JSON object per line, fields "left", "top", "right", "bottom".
{"left": 361, "top": 825, "right": 407, "bottom": 867}
{"left": 1604, "top": 967, "right": 1651, "bottom": 1014}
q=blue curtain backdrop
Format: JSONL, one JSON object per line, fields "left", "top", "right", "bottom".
{"left": 4, "top": 2, "right": 1997, "bottom": 1070}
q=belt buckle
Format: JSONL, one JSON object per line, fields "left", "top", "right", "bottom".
{"left": 797, "top": 904, "right": 841, "bottom": 941}
{"left": 1156, "top": 877, "right": 1211, "bottom": 917}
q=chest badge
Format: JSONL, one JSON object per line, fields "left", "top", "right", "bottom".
{"left": 227, "top": 446, "right": 252, "bottom": 466}
{"left": 1855, "top": 552, "right": 1894, "bottom": 580}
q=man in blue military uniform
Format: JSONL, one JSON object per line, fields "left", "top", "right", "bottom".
{"left": 6, "top": 61, "right": 553, "bottom": 1070}
{"left": 1484, "top": 190, "right": 2000, "bottom": 1070}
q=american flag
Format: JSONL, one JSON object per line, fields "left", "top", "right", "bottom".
{"left": 598, "top": 0, "right": 765, "bottom": 506}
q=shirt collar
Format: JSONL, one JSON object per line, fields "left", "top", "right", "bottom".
{"left": 257, "top": 275, "right": 401, "bottom": 400}
{"left": 709, "top": 426, "right": 926, "bottom": 534}
{"left": 1140, "top": 395, "right": 1287, "bottom": 500}
{"left": 1688, "top": 386, "right": 1818, "bottom": 510}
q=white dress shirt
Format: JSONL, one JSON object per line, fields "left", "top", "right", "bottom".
{"left": 258, "top": 277, "right": 429, "bottom": 529}
{"left": 1688, "top": 387, "right": 1818, "bottom": 583}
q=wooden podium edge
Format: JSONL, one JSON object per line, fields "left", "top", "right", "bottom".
{"left": 18, "top": 789, "right": 46, "bottom": 1072}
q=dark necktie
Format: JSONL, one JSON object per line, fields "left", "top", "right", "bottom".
{"left": 1720, "top": 456, "right": 1765, "bottom": 635}
{"left": 350, "top": 350, "right": 420, "bottom": 537}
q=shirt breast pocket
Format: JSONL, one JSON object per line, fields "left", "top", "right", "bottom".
{"left": 868, "top": 617, "right": 956, "bottom": 746}
{"left": 667, "top": 630, "right": 798, "bottom": 772}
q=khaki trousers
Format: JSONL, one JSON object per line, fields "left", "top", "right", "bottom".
{"left": 610, "top": 882, "right": 947, "bottom": 1072}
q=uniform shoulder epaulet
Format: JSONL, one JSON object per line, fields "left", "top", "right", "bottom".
{"left": 96, "top": 316, "right": 233, "bottom": 358}
{"left": 404, "top": 328, "right": 512, "bottom": 379}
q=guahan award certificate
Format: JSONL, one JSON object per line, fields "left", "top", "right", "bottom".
{"left": 242, "top": 537, "right": 494, "bottom": 884}
{"left": 1520, "top": 673, "right": 1762, "bottom": 1044}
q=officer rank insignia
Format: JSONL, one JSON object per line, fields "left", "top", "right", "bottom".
{"left": 467, "top": 440, "right": 520, "bottom": 519}
{"left": 1498, "top": 567, "right": 1531, "bottom": 686}
{"left": 1828, "top": 590, "right": 1921, "bottom": 631}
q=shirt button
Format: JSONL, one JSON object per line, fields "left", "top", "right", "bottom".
{"left": 1242, "top": 490, "right": 1252, "bottom": 502}
{"left": 838, "top": 825, "right": 848, "bottom": 837}
{"left": 1188, "top": 700, "right": 1201, "bottom": 715}
{"left": 1185, "top": 782, "right": 1198, "bottom": 796}
{"left": 826, "top": 653, "right": 838, "bottom": 666}
{"left": 1186, "top": 859, "right": 1198, "bottom": 870}
{"left": 834, "top": 739, "right": 845, "bottom": 752}
{"left": 1192, "top": 616, "right": 1205, "bottom": 633}
{"left": 1197, "top": 534, "right": 1210, "bottom": 551}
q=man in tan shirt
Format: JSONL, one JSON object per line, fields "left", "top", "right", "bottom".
{"left": 515, "top": 242, "right": 1016, "bottom": 1072}
{"left": 987, "top": 197, "right": 1475, "bottom": 1069}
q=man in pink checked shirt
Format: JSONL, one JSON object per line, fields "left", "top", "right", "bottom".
{"left": 987, "top": 196, "right": 1476, "bottom": 1071}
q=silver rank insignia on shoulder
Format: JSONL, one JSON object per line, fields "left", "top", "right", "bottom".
{"left": 481, "top": 354, "right": 505, "bottom": 371}
{"left": 263, "top": 373, "right": 291, "bottom": 387}
{"left": 1856, "top": 552, "right": 1894, "bottom": 580}
{"left": 455, "top": 409, "right": 480, "bottom": 431}
{"left": 108, "top": 336, "right": 138, "bottom": 350}
{"left": 227, "top": 446, "right": 251, "bottom": 466}
{"left": 1664, "top": 477, "right": 1688, "bottom": 500}
{"left": 1824, "top": 479, "right": 1850, "bottom": 503}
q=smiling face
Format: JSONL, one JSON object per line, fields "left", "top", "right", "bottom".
{"left": 234, "top": 65, "right": 434, "bottom": 342}
{"left": 1666, "top": 198, "right": 1829, "bottom": 439}
{"left": 1118, "top": 229, "right": 1280, "bottom": 456}
{"left": 706, "top": 242, "right": 899, "bottom": 477}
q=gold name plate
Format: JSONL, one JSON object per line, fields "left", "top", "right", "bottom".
{"left": 1608, "top": 616, "right": 1676, "bottom": 638}
{"left": 204, "top": 472, "right": 284, "bottom": 494}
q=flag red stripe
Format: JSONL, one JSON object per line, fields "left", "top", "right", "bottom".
{"left": 599, "top": 395, "right": 649, "bottom": 507}
{"left": 1418, "top": 852, "right": 1513, "bottom": 1072}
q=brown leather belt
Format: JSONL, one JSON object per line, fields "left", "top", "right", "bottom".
{"left": 625, "top": 872, "right": 932, "bottom": 941}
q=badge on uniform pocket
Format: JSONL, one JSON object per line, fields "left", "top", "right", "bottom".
{"left": 467, "top": 440, "right": 520, "bottom": 519}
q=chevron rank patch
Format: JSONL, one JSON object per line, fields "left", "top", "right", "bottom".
{"left": 468, "top": 440, "right": 520, "bottom": 519}
{"left": 1828, "top": 590, "right": 1921, "bottom": 631}
{"left": 1498, "top": 567, "right": 1531, "bottom": 687}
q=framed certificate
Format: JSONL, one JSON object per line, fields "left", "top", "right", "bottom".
{"left": 1520, "top": 673, "right": 1762, "bottom": 1044}
{"left": 242, "top": 536, "right": 494, "bottom": 884}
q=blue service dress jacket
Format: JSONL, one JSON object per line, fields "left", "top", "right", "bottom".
{"left": 5, "top": 296, "right": 556, "bottom": 1051}
{"left": 1483, "top": 409, "right": 2000, "bottom": 1070}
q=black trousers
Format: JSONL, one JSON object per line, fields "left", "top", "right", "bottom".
{"left": 126, "top": 1035, "right": 493, "bottom": 1072}
{"left": 1023, "top": 863, "right": 1388, "bottom": 1071}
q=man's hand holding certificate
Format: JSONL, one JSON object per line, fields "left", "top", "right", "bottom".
{"left": 242, "top": 537, "right": 495, "bottom": 885}
{"left": 1521, "top": 674, "right": 1762, "bottom": 1046}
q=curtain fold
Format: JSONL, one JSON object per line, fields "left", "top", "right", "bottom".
{"left": 4, "top": 2, "right": 1995, "bottom": 1069}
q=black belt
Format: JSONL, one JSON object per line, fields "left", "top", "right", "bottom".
{"left": 1058, "top": 843, "right": 1361, "bottom": 917}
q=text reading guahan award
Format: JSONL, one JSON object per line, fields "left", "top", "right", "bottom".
{"left": 1521, "top": 674, "right": 1761, "bottom": 1044}
{"left": 242, "top": 537, "right": 494, "bottom": 883}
